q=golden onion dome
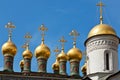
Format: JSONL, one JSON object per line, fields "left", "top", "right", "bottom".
{"left": 88, "top": 24, "right": 116, "bottom": 38}
{"left": 19, "top": 60, "right": 24, "bottom": 68}
{"left": 52, "top": 59, "right": 59, "bottom": 70}
{"left": 67, "top": 47, "right": 82, "bottom": 61}
{"left": 81, "top": 63, "right": 87, "bottom": 73}
{"left": 34, "top": 43, "right": 50, "bottom": 59}
{"left": 22, "top": 49, "right": 33, "bottom": 59}
{"left": 57, "top": 50, "right": 67, "bottom": 61}
{"left": 2, "top": 41, "right": 17, "bottom": 56}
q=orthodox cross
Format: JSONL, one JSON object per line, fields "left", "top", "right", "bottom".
{"left": 22, "top": 33, "right": 32, "bottom": 50}
{"left": 59, "top": 36, "right": 67, "bottom": 51}
{"left": 5, "top": 22, "right": 15, "bottom": 41}
{"left": 69, "top": 30, "right": 79, "bottom": 48}
{"left": 54, "top": 46, "right": 60, "bottom": 57}
{"left": 39, "top": 24, "right": 48, "bottom": 44}
{"left": 97, "top": 1, "right": 104, "bottom": 24}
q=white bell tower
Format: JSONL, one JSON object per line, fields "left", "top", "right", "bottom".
{"left": 85, "top": 2, "right": 119, "bottom": 80}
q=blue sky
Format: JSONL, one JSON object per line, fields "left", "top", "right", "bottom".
{"left": 0, "top": 0, "right": 120, "bottom": 76}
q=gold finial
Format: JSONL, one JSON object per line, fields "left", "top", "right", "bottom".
{"left": 97, "top": 1, "right": 104, "bottom": 24}
{"left": 5, "top": 22, "right": 15, "bottom": 41}
{"left": 69, "top": 30, "right": 79, "bottom": 48}
{"left": 54, "top": 46, "right": 60, "bottom": 57}
{"left": 24, "top": 33, "right": 32, "bottom": 50}
{"left": 59, "top": 36, "right": 67, "bottom": 51}
{"left": 39, "top": 24, "right": 48, "bottom": 44}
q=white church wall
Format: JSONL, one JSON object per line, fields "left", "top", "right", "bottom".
{"left": 86, "top": 35, "right": 119, "bottom": 79}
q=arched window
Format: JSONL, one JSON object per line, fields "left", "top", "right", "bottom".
{"left": 106, "top": 53, "right": 109, "bottom": 70}
{"left": 104, "top": 50, "right": 111, "bottom": 71}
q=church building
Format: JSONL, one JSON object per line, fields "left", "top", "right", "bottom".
{"left": 0, "top": 1, "right": 119, "bottom": 80}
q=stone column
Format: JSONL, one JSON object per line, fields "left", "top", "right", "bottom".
{"left": 70, "top": 60, "right": 79, "bottom": 76}
{"left": 23, "top": 58, "right": 31, "bottom": 72}
{"left": 37, "top": 58, "right": 47, "bottom": 73}
{"left": 59, "top": 60, "right": 67, "bottom": 75}
{"left": 4, "top": 55, "right": 14, "bottom": 72}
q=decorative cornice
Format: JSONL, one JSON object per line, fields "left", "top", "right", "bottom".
{"left": 87, "top": 39, "right": 118, "bottom": 53}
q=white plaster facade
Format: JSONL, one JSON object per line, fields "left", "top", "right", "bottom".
{"left": 85, "top": 35, "right": 119, "bottom": 80}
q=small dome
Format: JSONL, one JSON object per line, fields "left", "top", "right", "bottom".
{"left": 67, "top": 48, "right": 82, "bottom": 61}
{"left": 52, "top": 59, "right": 59, "bottom": 70}
{"left": 34, "top": 43, "right": 50, "bottom": 59}
{"left": 57, "top": 51, "right": 67, "bottom": 61}
{"left": 22, "top": 49, "right": 33, "bottom": 59}
{"left": 81, "top": 63, "right": 87, "bottom": 73}
{"left": 88, "top": 24, "right": 116, "bottom": 38}
{"left": 2, "top": 41, "right": 17, "bottom": 56}
{"left": 19, "top": 60, "right": 24, "bottom": 67}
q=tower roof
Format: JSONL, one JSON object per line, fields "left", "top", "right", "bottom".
{"left": 67, "top": 48, "right": 82, "bottom": 61}
{"left": 2, "top": 41, "right": 17, "bottom": 56}
{"left": 57, "top": 50, "right": 68, "bottom": 61}
{"left": 34, "top": 43, "right": 50, "bottom": 59}
{"left": 81, "top": 63, "right": 87, "bottom": 73}
{"left": 1, "top": 22, "right": 17, "bottom": 56}
{"left": 88, "top": 24, "right": 116, "bottom": 38}
{"left": 34, "top": 24, "right": 50, "bottom": 59}
{"left": 22, "top": 33, "right": 33, "bottom": 59}
{"left": 19, "top": 60, "right": 24, "bottom": 68}
{"left": 52, "top": 59, "right": 59, "bottom": 70}
{"left": 23, "top": 49, "right": 33, "bottom": 59}
{"left": 67, "top": 30, "right": 82, "bottom": 61}
{"left": 87, "top": 2, "right": 117, "bottom": 39}
{"left": 57, "top": 37, "right": 68, "bottom": 61}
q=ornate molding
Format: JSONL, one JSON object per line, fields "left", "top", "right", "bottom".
{"left": 87, "top": 39, "right": 118, "bottom": 53}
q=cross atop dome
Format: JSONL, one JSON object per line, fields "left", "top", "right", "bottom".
{"left": 96, "top": 1, "right": 104, "bottom": 24}
{"left": 54, "top": 46, "right": 60, "bottom": 56}
{"left": 24, "top": 33, "right": 32, "bottom": 50}
{"left": 69, "top": 30, "right": 79, "bottom": 48}
{"left": 39, "top": 24, "right": 48, "bottom": 44}
{"left": 5, "top": 22, "right": 16, "bottom": 41}
{"left": 59, "top": 36, "right": 67, "bottom": 51}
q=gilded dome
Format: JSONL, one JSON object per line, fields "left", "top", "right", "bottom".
{"left": 52, "top": 59, "right": 59, "bottom": 70}
{"left": 81, "top": 63, "right": 87, "bottom": 73}
{"left": 88, "top": 24, "right": 116, "bottom": 38}
{"left": 22, "top": 49, "right": 33, "bottom": 59}
{"left": 19, "top": 60, "right": 24, "bottom": 67}
{"left": 2, "top": 41, "right": 17, "bottom": 56}
{"left": 57, "top": 51, "right": 67, "bottom": 61}
{"left": 34, "top": 43, "right": 50, "bottom": 59}
{"left": 67, "top": 47, "right": 82, "bottom": 61}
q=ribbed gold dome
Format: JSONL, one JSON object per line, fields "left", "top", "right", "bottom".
{"left": 88, "top": 24, "right": 116, "bottom": 38}
{"left": 52, "top": 59, "right": 59, "bottom": 70}
{"left": 2, "top": 41, "right": 17, "bottom": 56}
{"left": 34, "top": 43, "right": 50, "bottom": 59}
{"left": 67, "top": 47, "right": 82, "bottom": 61}
{"left": 22, "top": 49, "right": 33, "bottom": 59}
{"left": 57, "top": 51, "right": 67, "bottom": 61}
{"left": 19, "top": 60, "right": 24, "bottom": 67}
{"left": 81, "top": 63, "right": 87, "bottom": 73}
